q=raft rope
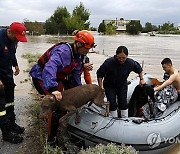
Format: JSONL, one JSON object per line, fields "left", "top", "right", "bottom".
{"left": 72, "top": 105, "right": 118, "bottom": 144}
{"left": 90, "top": 117, "right": 116, "bottom": 135}
{"left": 71, "top": 105, "right": 180, "bottom": 145}
{"left": 71, "top": 117, "right": 116, "bottom": 145}
{"left": 83, "top": 104, "right": 180, "bottom": 123}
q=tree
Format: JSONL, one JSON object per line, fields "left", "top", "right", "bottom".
{"left": 44, "top": 6, "right": 70, "bottom": 34}
{"left": 72, "top": 2, "right": 90, "bottom": 29}
{"left": 144, "top": 22, "right": 153, "bottom": 32}
{"left": 44, "top": 3, "right": 91, "bottom": 34}
{"left": 160, "top": 22, "right": 176, "bottom": 31}
{"left": 64, "top": 15, "right": 85, "bottom": 34}
{"left": 106, "top": 24, "right": 116, "bottom": 35}
{"left": 64, "top": 2, "right": 91, "bottom": 34}
{"left": 142, "top": 22, "right": 158, "bottom": 33}
{"left": 152, "top": 25, "right": 159, "bottom": 31}
{"left": 126, "top": 20, "right": 142, "bottom": 35}
{"left": 98, "top": 22, "right": 106, "bottom": 34}
{"left": 43, "top": 18, "right": 58, "bottom": 34}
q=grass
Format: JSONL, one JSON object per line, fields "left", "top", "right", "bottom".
{"left": 21, "top": 53, "right": 41, "bottom": 72}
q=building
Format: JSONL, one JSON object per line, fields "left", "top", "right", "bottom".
{"left": 103, "top": 18, "right": 140, "bottom": 33}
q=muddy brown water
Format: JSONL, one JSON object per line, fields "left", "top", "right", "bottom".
{"left": 0, "top": 33, "right": 180, "bottom": 153}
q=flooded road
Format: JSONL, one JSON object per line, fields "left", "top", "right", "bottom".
{"left": 1, "top": 33, "right": 179, "bottom": 153}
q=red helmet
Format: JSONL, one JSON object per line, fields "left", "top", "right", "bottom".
{"left": 74, "top": 30, "right": 95, "bottom": 49}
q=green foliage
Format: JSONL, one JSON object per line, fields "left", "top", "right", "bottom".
{"left": 156, "top": 22, "right": 180, "bottom": 34}
{"left": 141, "top": 21, "right": 180, "bottom": 34}
{"left": 160, "top": 22, "right": 176, "bottom": 31}
{"left": 143, "top": 22, "right": 153, "bottom": 33}
{"left": 21, "top": 53, "right": 41, "bottom": 71}
{"left": 44, "top": 2, "right": 90, "bottom": 34}
{"left": 72, "top": 2, "right": 90, "bottom": 29}
{"left": 142, "top": 22, "right": 159, "bottom": 33}
{"left": 126, "top": 20, "right": 142, "bottom": 35}
{"left": 29, "top": 102, "right": 41, "bottom": 124}
{"left": 158, "top": 29, "right": 180, "bottom": 34}
{"left": 43, "top": 18, "right": 58, "bottom": 34}
{"left": 64, "top": 15, "right": 86, "bottom": 34}
{"left": 152, "top": 25, "right": 159, "bottom": 31}
{"left": 98, "top": 22, "right": 116, "bottom": 35}
{"left": 42, "top": 144, "right": 63, "bottom": 154}
{"left": 79, "top": 143, "right": 137, "bottom": 154}
{"left": 54, "top": 6, "right": 70, "bottom": 34}
{"left": 106, "top": 24, "right": 116, "bottom": 35}
{"left": 98, "top": 22, "right": 106, "bottom": 34}
{"left": 44, "top": 7, "right": 70, "bottom": 34}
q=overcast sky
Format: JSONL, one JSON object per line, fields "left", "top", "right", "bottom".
{"left": 0, "top": 0, "right": 180, "bottom": 27}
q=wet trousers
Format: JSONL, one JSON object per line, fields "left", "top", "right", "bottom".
{"left": 104, "top": 83, "right": 128, "bottom": 111}
{"left": 0, "top": 78, "right": 16, "bottom": 128}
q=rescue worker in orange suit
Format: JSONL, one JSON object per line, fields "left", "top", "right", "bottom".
{"left": 0, "top": 22, "right": 27, "bottom": 144}
{"left": 29, "top": 30, "right": 95, "bottom": 146}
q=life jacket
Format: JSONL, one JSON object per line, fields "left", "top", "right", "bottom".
{"left": 38, "top": 42, "right": 79, "bottom": 81}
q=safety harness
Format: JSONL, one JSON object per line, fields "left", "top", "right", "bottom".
{"left": 38, "top": 42, "right": 79, "bottom": 81}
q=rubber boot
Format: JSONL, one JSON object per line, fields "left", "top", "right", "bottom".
{"left": 121, "top": 109, "right": 128, "bottom": 118}
{"left": 47, "top": 136, "right": 58, "bottom": 148}
{"left": 1, "top": 121, "right": 23, "bottom": 144}
{"left": 110, "top": 110, "right": 118, "bottom": 117}
{"left": 7, "top": 107, "right": 25, "bottom": 134}
{"left": 11, "top": 122, "right": 25, "bottom": 134}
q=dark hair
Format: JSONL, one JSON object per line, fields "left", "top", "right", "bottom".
{"left": 161, "top": 58, "right": 172, "bottom": 65}
{"left": 116, "top": 46, "right": 128, "bottom": 55}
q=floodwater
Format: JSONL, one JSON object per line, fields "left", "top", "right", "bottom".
{"left": 21, "top": 32, "right": 180, "bottom": 80}
{"left": 94, "top": 33, "right": 180, "bottom": 80}
{"left": 1, "top": 32, "right": 180, "bottom": 153}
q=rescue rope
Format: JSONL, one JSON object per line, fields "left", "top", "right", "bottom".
{"left": 71, "top": 117, "right": 116, "bottom": 145}
{"left": 83, "top": 104, "right": 180, "bottom": 123}
{"left": 70, "top": 105, "right": 180, "bottom": 145}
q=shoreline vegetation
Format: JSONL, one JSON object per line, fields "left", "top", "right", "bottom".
{"left": 18, "top": 53, "right": 138, "bottom": 153}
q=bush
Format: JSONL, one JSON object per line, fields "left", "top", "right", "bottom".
{"left": 78, "top": 143, "right": 137, "bottom": 154}
{"left": 42, "top": 144, "right": 63, "bottom": 154}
